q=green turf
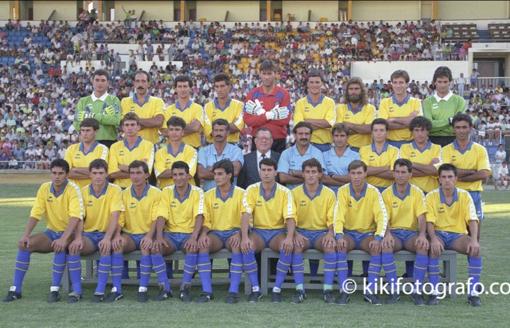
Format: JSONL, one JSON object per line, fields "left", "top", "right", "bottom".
{"left": 1, "top": 184, "right": 509, "bottom": 327}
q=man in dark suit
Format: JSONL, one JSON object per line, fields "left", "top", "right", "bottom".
{"left": 238, "top": 127, "right": 281, "bottom": 189}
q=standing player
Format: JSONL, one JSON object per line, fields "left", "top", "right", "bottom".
{"left": 293, "top": 70, "right": 336, "bottom": 151}
{"left": 242, "top": 158, "right": 297, "bottom": 303}
{"left": 441, "top": 113, "right": 491, "bottom": 239}
{"left": 378, "top": 70, "right": 422, "bottom": 148}
{"left": 291, "top": 159, "right": 337, "bottom": 303}
{"left": 65, "top": 118, "right": 109, "bottom": 188}
{"left": 109, "top": 113, "right": 155, "bottom": 189}
{"left": 120, "top": 70, "right": 165, "bottom": 144}
{"left": 198, "top": 119, "right": 244, "bottom": 191}
{"left": 243, "top": 60, "right": 291, "bottom": 153}
{"left": 336, "top": 77, "right": 376, "bottom": 151}
{"left": 4, "top": 159, "right": 83, "bottom": 303}
{"left": 153, "top": 161, "right": 206, "bottom": 302}
{"left": 426, "top": 164, "right": 481, "bottom": 307}
{"left": 381, "top": 159, "right": 429, "bottom": 305}
{"left": 333, "top": 160, "right": 388, "bottom": 305}
{"left": 73, "top": 69, "right": 121, "bottom": 148}
{"left": 423, "top": 66, "right": 466, "bottom": 147}
{"left": 67, "top": 159, "right": 124, "bottom": 303}
{"left": 203, "top": 73, "right": 244, "bottom": 144}
{"left": 163, "top": 75, "right": 204, "bottom": 149}
{"left": 154, "top": 116, "right": 198, "bottom": 188}
{"left": 360, "top": 118, "right": 399, "bottom": 192}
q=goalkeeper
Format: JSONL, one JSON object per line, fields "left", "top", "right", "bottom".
{"left": 243, "top": 60, "right": 292, "bottom": 153}
{"left": 73, "top": 69, "right": 121, "bottom": 148}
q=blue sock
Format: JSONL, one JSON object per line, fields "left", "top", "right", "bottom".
{"left": 12, "top": 250, "right": 30, "bottom": 293}
{"left": 111, "top": 253, "right": 124, "bottom": 293}
{"left": 367, "top": 255, "right": 381, "bottom": 293}
{"left": 323, "top": 252, "right": 336, "bottom": 289}
{"left": 197, "top": 253, "right": 212, "bottom": 294}
{"left": 428, "top": 257, "right": 440, "bottom": 294}
{"left": 292, "top": 253, "right": 305, "bottom": 290}
{"left": 468, "top": 256, "right": 482, "bottom": 296}
{"left": 139, "top": 255, "right": 152, "bottom": 288}
{"left": 337, "top": 251, "right": 348, "bottom": 291}
{"left": 413, "top": 254, "right": 428, "bottom": 293}
{"left": 228, "top": 252, "right": 243, "bottom": 293}
{"left": 274, "top": 251, "right": 292, "bottom": 290}
{"left": 242, "top": 250, "right": 259, "bottom": 290}
{"left": 95, "top": 255, "right": 111, "bottom": 295}
{"left": 405, "top": 261, "right": 414, "bottom": 278}
{"left": 51, "top": 252, "right": 66, "bottom": 288}
{"left": 182, "top": 253, "right": 198, "bottom": 285}
{"left": 382, "top": 252, "right": 397, "bottom": 294}
{"left": 151, "top": 254, "right": 170, "bottom": 292}
{"left": 67, "top": 254, "right": 82, "bottom": 295}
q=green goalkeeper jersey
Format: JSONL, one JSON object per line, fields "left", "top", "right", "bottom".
{"left": 73, "top": 93, "right": 121, "bottom": 141}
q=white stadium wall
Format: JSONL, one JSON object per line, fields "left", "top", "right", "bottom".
{"left": 351, "top": 1, "right": 421, "bottom": 21}
{"left": 0, "top": 2, "right": 10, "bottom": 20}
{"left": 438, "top": 1, "right": 510, "bottom": 20}
{"left": 196, "top": 1, "right": 260, "bottom": 21}
{"left": 33, "top": 1, "right": 77, "bottom": 20}
{"left": 351, "top": 61, "right": 469, "bottom": 83}
{"left": 113, "top": 1, "right": 173, "bottom": 21}
{"left": 282, "top": 1, "right": 339, "bottom": 22}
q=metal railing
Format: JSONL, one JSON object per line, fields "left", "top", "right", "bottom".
{"left": 476, "top": 77, "right": 510, "bottom": 89}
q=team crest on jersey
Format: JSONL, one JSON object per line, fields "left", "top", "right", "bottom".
{"left": 299, "top": 200, "right": 307, "bottom": 207}
{"left": 438, "top": 205, "right": 446, "bottom": 213}
{"left": 255, "top": 200, "right": 263, "bottom": 207}
{"left": 410, "top": 151, "right": 417, "bottom": 158}
{"left": 119, "top": 150, "right": 125, "bottom": 156}
{"left": 392, "top": 201, "right": 399, "bottom": 208}
{"left": 348, "top": 200, "right": 353, "bottom": 207}
{"left": 170, "top": 201, "right": 177, "bottom": 208}
{"left": 388, "top": 106, "right": 395, "bottom": 113}
{"left": 46, "top": 196, "right": 54, "bottom": 202}
{"left": 369, "top": 155, "right": 376, "bottom": 162}
{"left": 212, "top": 202, "right": 220, "bottom": 209}
{"left": 129, "top": 202, "right": 137, "bottom": 208}
{"left": 451, "top": 155, "right": 457, "bottom": 162}
{"left": 87, "top": 200, "right": 94, "bottom": 207}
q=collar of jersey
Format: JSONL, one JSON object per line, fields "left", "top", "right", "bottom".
{"left": 349, "top": 183, "right": 367, "bottom": 201}
{"left": 132, "top": 94, "right": 150, "bottom": 107}
{"left": 216, "top": 184, "right": 235, "bottom": 202}
{"left": 175, "top": 100, "right": 192, "bottom": 111}
{"left": 214, "top": 97, "right": 232, "bottom": 111}
{"left": 50, "top": 180, "right": 68, "bottom": 198}
{"left": 167, "top": 143, "right": 185, "bottom": 156}
{"left": 371, "top": 142, "right": 389, "bottom": 155}
{"left": 392, "top": 183, "right": 411, "bottom": 200}
{"left": 303, "top": 183, "right": 323, "bottom": 200}
{"left": 89, "top": 183, "right": 108, "bottom": 198}
{"left": 91, "top": 92, "right": 109, "bottom": 102}
{"left": 131, "top": 183, "right": 150, "bottom": 201}
{"left": 439, "top": 187, "right": 458, "bottom": 206}
{"left": 306, "top": 94, "right": 324, "bottom": 107}
{"left": 80, "top": 141, "right": 98, "bottom": 155}
{"left": 347, "top": 102, "right": 363, "bottom": 114}
{"left": 259, "top": 182, "right": 277, "bottom": 201}
{"left": 123, "top": 136, "right": 143, "bottom": 151}
{"left": 411, "top": 140, "right": 432, "bottom": 153}
{"left": 391, "top": 94, "right": 410, "bottom": 107}
{"left": 174, "top": 183, "right": 192, "bottom": 202}
{"left": 452, "top": 140, "right": 473, "bottom": 154}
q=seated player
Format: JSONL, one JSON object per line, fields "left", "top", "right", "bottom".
{"left": 426, "top": 163, "right": 482, "bottom": 307}
{"left": 66, "top": 159, "right": 124, "bottom": 303}
{"left": 110, "top": 160, "right": 163, "bottom": 302}
{"left": 292, "top": 159, "right": 337, "bottom": 303}
{"left": 153, "top": 161, "right": 206, "bottom": 302}
{"left": 242, "top": 158, "right": 297, "bottom": 303}
{"left": 334, "top": 160, "right": 389, "bottom": 305}
{"left": 200, "top": 159, "right": 249, "bottom": 303}
{"left": 381, "top": 159, "right": 429, "bottom": 305}
{"left": 4, "top": 159, "right": 83, "bottom": 303}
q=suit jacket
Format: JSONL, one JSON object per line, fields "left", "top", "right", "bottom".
{"left": 238, "top": 150, "right": 280, "bottom": 189}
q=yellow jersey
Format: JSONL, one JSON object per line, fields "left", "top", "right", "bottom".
{"left": 359, "top": 142, "right": 400, "bottom": 188}
{"left": 378, "top": 95, "right": 422, "bottom": 141}
{"left": 336, "top": 103, "right": 376, "bottom": 148}
{"left": 121, "top": 95, "right": 165, "bottom": 144}
{"left": 203, "top": 98, "right": 244, "bottom": 143}
{"left": 108, "top": 137, "right": 155, "bottom": 188}
{"left": 82, "top": 183, "right": 124, "bottom": 232}
{"left": 119, "top": 184, "right": 161, "bottom": 234}
{"left": 382, "top": 183, "right": 426, "bottom": 231}
{"left": 157, "top": 184, "right": 205, "bottom": 233}
{"left": 154, "top": 143, "right": 198, "bottom": 188}
{"left": 163, "top": 101, "right": 204, "bottom": 148}
{"left": 294, "top": 95, "right": 336, "bottom": 145}
{"left": 203, "top": 186, "right": 248, "bottom": 231}
{"left": 292, "top": 184, "right": 336, "bottom": 230}
{"left": 399, "top": 141, "right": 441, "bottom": 192}
{"left": 64, "top": 142, "right": 109, "bottom": 188}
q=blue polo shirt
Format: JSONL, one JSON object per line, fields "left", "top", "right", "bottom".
{"left": 277, "top": 144, "right": 325, "bottom": 189}
{"left": 323, "top": 147, "right": 360, "bottom": 193}
{"left": 198, "top": 143, "right": 244, "bottom": 191}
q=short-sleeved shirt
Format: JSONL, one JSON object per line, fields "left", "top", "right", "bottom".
{"left": 154, "top": 143, "right": 197, "bottom": 188}
{"left": 198, "top": 143, "right": 244, "bottom": 191}
{"left": 277, "top": 144, "right": 325, "bottom": 189}
{"left": 293, "top": 95, "right": 336, "bottom": 145}
{"left": 157, "top": 184, "right": 204, "bottom": 233}
{"left": 121, "top": 95, "right": 165, "bottom": 144}
{"left": 378, "top": 95, "right": 422, "bottom": 142}
{"left": 163, "top": 101, "right": 204, "bottom": 148}
{"left": 203, "top": 98, "right": 244, "bottom": 144}
{"left": 359, "top": 142, "right": 400, "bottom": 188}
{"left": 82, "top": 183, "right": 124, "bottom": 232}
{"left": 323, "top": 147, "right": 360, "bottom": 193}
{"left": 203, "top": 185, "right": 248, "bottom": 231}
{"left": 64, "top": 142, "right": 109, "bottom": 188}
{"left": 382, "top": 183, "right": 427, "bottom": 231}
{"left": 108, "top": 137, "right": 155, "bottom": 188}
{"left": 292, "top": 184, "right": 336, "bottom": 230}
{"left": 119, "top": 184, "right": 160, "bottom": 234}
{"left": 400, "top": 141, "right": 442, "bottom": 193}
{"left": 336, "top": 103, "right": 376, "bottom": 148}
{"left": 73, "top": 93, "right": 121, "bottom": 141}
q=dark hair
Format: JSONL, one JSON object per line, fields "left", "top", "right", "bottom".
{"left": 89, "top": 158, "right": 108, "bottom": 172}
{"left": 134, "top": 70, "right": 150, "bottom": 82}
{"left": 306, "top": 69, "right": 323, "bottom": 84}
{"left": 348, "top": 160, "right": 367, "bottom": 172}
{"left": 438, "top": 163, "right": 457, "bottom": 176}
{"left": 212, "top": 118, "right": 230, "bottom": 130}
{"left": 451, "top": 113, "right": 473, "bottom": 127}
{"left": 171, "top": 160, "right": 190, "bottom": 174}
{"left": 332, "top": 123, "right": 350, "bottom": 136}
{"left": 174, "top": 75, "right": 193, "bottom": 88}
{"left": 371, "top": 118, "right": 389, "bottom": 131}
{"left": 302, "top": 158, "right": 323, "bottom": 173}
{"left": 409, "top": 116, "right": 432, "bottom": 132}
{"left": 344, "top": 77, "right": 368, "bottom": 105}
{"left": 213, "top": 159, "right": 234, "bottom": 183}
{"left": 259, "top": 59, "right": 277, "bottom": 72}
{"left": 121, "top": 112, "right": 140, "bottom": 125}
{"left": 390, "top": 70, "right": 410, "bottom": 83}
{"left": 393, "top": 158, "right": 413, "bottom": 173}
{"left": 167, "top": 116, "right": 186, "bottom": 129}
{"left": 292, "top": 121, "right": 313, "bottom": 134}
{"left": 93, "top": 69, "right": 109, "bottom": 80}
{"left": 50, "top": 159, "right": 70, "bottom": 173}
{"left": 129, "top": 160, "right": 149, "bottom": 174}
{"left": 255, "top": 127, "right": 273, "bottom": 139}
{"left": 432, "top": 66, "right": 453, "bottom": 83}
{"left": 80, "top": 118, "right": 100, "bottom": 130}
{"left": 259, "top": 158, "right": 277, "bottom": 170}
{"left": 213, "top": 73, "right": 230, "bottom": 85}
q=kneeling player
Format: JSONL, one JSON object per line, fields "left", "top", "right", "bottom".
{"left": 381, "top": 159, "right": 429, "bottom": 305}
{"left": 67, "top": 159, "right": 124, "bottom": 303}
{"left": 292, "top": 158, "right": 337, "bottom": 303}
{"left": 153, "top": 161, "right": 206, "bottom": 302}
{"left": 4, "top": 159, "right": 83, "bottom": 303}
{"left": 242, "top": 158, "right": 297, "bottom": 303}
{"left": 334, "top": 160, "right": 388, "bottom": 305}
{"left": 426, "top": 163, "right": 482, "bottom": 307}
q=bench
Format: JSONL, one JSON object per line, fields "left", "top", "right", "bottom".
{"left": 261, "top": 249, "right": 458, "bottom": 298}
{"left": 63, "top": 249, "right": 251, "bottom": 294}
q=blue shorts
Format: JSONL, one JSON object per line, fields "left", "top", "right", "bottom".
{"left": 164, "top": 232, "right": 192, "bottom": 251}
{"left": 126, "top": 233, "right": 145, "bottom": 250}
{"left": 391, "top": 229, "right": 417, "bottom": 245}
{"left": 343, "top": 230, "right": 373, "bottom": 249}
{"left": 44, "top": 229, "right": 63, "bottom": 242}
{"left": 312, "top": 143, "right": 331, "bottom": 152}
{"left": 210, "top": 229, "right": 240, "bottom": 247}
{"left": 468, "top": 191, "right": 484, "bottom": 220}
{"left": 252, "top": 228, "right": 285, "bottom": 248}
{"left": 435, "top": 231, "right": 464, "bottom": 249}
{"left": 388, "top": 140, "right": 410, "bottom": 148}
{"left": 83, "top": 231, "right": 106, "bottom": 250}
{"left": 297, "top": 228, "right": 328, "bottom": 249}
